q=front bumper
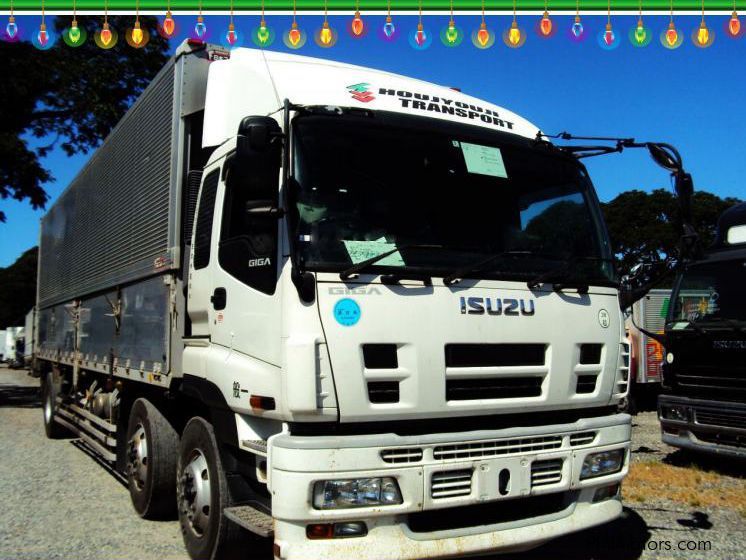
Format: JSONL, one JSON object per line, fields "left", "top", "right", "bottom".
{"left": 658, "top": 395, "right": 746, "bottom": 459}
{"left": 269, "top": 413, "right": 630, "bottom": 560}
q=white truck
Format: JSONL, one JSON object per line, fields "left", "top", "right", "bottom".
{"left": 23, "top": 307, "right": 35, "bottom": 367}
{"left": 35, "top": 40, "right": 634, "bottom": 560}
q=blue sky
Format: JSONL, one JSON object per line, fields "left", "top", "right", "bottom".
{"left": 1, "top": 13, "right": 744, "bottom": 266}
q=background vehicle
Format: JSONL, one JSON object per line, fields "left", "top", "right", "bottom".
{"left": 31, "top": 40, "right": 681, "bottom": 560}
{"left": 659, "top": 202, "right": 746, "bottom": 457}
{"left": 23, "top": 307, "right": 35, "bottom": 368}
{"left": 624, "top": 289, "right": 669, "bottom": 412}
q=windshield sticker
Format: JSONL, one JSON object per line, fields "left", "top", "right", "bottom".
{"left": 671, "top": 322, "right": 691, "bottom": 330}
{"left": 458, "top": 142, "right": 508, "bottom": 178}
{"left": 334, "top": 298, "right": 361, "bottom": 327}
{"left": 343, "top": 240, "right": 405, "bottom": 267}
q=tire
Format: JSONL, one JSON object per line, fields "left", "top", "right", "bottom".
{"left": 41, "top": 371, "right": 69, "bottom": 439}
{"left": 126, "top": 398, "right": 179, "bottom": 520}
{"left": 178, "top": 416, "right": 250, "bottom": 560}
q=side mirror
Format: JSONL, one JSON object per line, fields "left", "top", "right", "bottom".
{"left": 236, "top": 116, "right": 282, "bottom": 160}
{"left": 647, "top": 143, "right": 681, "bottom": 173}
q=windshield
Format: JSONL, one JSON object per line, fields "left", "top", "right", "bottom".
{"left": 291, "top": 112, "right": 615, "bottom": 284}
{"left": 669, "top": 258, "right": 746, "bottom": 323}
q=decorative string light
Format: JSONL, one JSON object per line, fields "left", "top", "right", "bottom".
{"left": 37, "top": 0, "right": 48, "bottom": 46}
{"left": 63, "top": 0, "right": 87, "bottom": 45}
{"left": 694, "top": 0, "right": 713, "bottom": 46}
{"left": 662, "top": 0, "right": 680, "bottom": 47}
{"left": 163, "top": 0, "right": 176, "bottom": 37}
{"left": 382, "top": 0, "right": 395, "bottom": 38}
{"left": 195, "top": 0, "right": 207, "bottom": 38}
{"left": 630, "top": 0, "right": 650, "bottom": 45}
{"left": 603, "top": 0, "right": 615, "bottom": 46}
{"left": 285, "top": 0, "right": 305, "bottom": 48}
{"left": 571, "top": 0, "right": 584, "bottom": 39}
{"left": 315, "top": 0, "right": 336, "bottom": 47}
{"left": 441, "top": 0, "right": 462, "bottom": 46}
{"left": 351, "top": 0, "right": 364, "bottom": 37}
{"left": 226, "top": 0, "right": 238, "bottom": 45}
{"left": 503, "top": 0, "right": 524, "bottom": 47}
{"left": 131, "top": 0, "right": 144, "bottom": 46}
{"left": 539, "top": 0, "right": 552, "bottom": 36}
{"left": 409, "top": 0, "right": 429, "bottom": 48}
{"left": 6, "top": 0, "right": 17, "bottom": 40}
{"left": 729, "top": 0, "right": 741, "bottom": 36}
{"left": 472, "top": 0, "right": 493, "bottom": 48}
{"left": 99, "top": 0, "right": 114, "bottom": 47}
{"left": 253, "top": 0, "right": 273, "bottom": 46}
{"left": 68, "top": 0, "right": 80, "bottom": 42}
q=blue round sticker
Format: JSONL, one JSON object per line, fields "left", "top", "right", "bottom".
{"left": 333, "top": 298, "right": 361, "bottom": 327}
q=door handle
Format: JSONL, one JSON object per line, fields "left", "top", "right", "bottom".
{"left": 211, "top": 287, "right": 227, "bottom": 310}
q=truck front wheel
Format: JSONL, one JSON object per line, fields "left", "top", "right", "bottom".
{"left": 41, "top": 370, "right": 68, "bottom": 439}
{"left": 126, "top": 398, "right": 179, "bottom": 519}
{"left": 177, "top": 416, "right": 249, "bottom": 560}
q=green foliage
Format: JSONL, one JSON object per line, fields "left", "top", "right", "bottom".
{"left": 601, "top": 189, "right": 742, "bottom": 272}
{"left": 0, "top": 247, "right": 37, "bottom": 328}
{"left": 0, "top": 16, "right": 169, "bottom": 222}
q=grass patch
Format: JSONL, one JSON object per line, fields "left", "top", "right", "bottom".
{"left": 622, "top": 459, "right": 746, "bottom": 511}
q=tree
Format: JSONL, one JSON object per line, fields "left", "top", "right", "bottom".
{"left": 0, "top": 16, "right": 169, "bottom": 222}
{"left": 0, "top": 247, "right": 37, "bottom": 328}
{"left": 601, "top": 189, "right": 742, "bottom": 272}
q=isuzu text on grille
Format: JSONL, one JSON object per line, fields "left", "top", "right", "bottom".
{"left": 460, "top": 296, "right": 536, "bottom": 315}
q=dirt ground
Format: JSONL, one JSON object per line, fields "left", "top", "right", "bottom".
{"left": 1, "top": 366, "right": 744, "bottom": 560}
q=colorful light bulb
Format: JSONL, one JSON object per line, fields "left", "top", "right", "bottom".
{"left": 383, "top": 15, "right": 395, "bottom": 37}
{"left": 697, "top": 20, "right": 709, "bottom": 45}
{"left": 351, "top": 10, "right": 364, "bottom": 36}
{"left": 195, "top": 15, "right": 207, "bottom": 37}
{"left": 163, "top": 10, "right": 175, "bottom": 36}
{"left": 477, "top": 21, "right": 490, "bottom": 46}
{"left": 508, "top": 20, "right": 521, "bottom": 45}
{"left": 257, "top": 19, "right": 270, "bottom": 44}
{"left": 132, "top": 20, "right": 143, "bottom": 45}
{"left": 38, "top": 22, "right": 48, "bottom": 46}
{"left": 603, "top": 22, "right": 614, "bottom": 45}
{"left": 415, "top": 22, "right": 426, "bottom": 45}
{"left": 540, "top": 11, "right": 552, "bottom": 36}
{"left": 446, "top": 20, "right": 458, "bottom": 43}
{"left": 226, "top": 22, "right": 237, "bottom": 45}
{"left": 665, "top": 21, "right": 678, "bottom": 46}
{"left": 69, "top": 18, "right": 81, "bottom": 43}
{"left": 288, "top": 21, "right": 301, "bottom": 45}
{"left": 101, "top": 22, "right": 112, "bottom": 45}
{"left": 320, "top": 21, "right": 332, "bottom": 45}
{"left": 572, "top": 15, "right": 583, "bottom": 37}
{"left": 6, "top": 15, "right": 17, "bottom": 38}
{"left": 635, "top": 19, "right": 646, "bottom": 43}
{"left": 729, "top": 11, "right": 740, "bottom": 36}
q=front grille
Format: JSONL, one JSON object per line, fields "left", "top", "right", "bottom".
{"left": 363, "top": 344, "right": 398, "bottom": 369}
{"left": 677, "top": 369, "right": 746, "bottom": 395}
{"left": 579, "top": 344, "right": 603, "bottom": 364}
{"left": 367, "top": 381, "right": 399, "bottom": 403}
{"left": 446, "top": 377, "right": 543, "bottom": 401}
{"left": 695, "top": 408, "right": 746, "bottom": 430}
{"left": 431, "top": 470, "right": 473, "bottom": 499}
{"left": 380, "top": 447, "right": 424, "bottom": 464}
{"left": 409, "top": 492, "right": 571, "bottom": 533}
{"left": 433, "top": 435, "right": 562, "bottom": 461}
{"left": 531, "top": 459, "right": 564, "bottom": 487}
{"left": 693, "top": 430, "right": 746, "bottom": 448}
{"left": 576, "top": 375, "right": 598, "bottom": 394}
{"left": 445, "top": 344, "right": 546, "bottom": 368}
{"left": 570, "top": 431, "right": 597, "bottom": 446}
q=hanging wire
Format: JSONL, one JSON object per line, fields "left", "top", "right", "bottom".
{"left": 512, "top": 0, "right": 517, "bottom": 23}
{"left": 324, "top": 0, "right": 328, "bottom": 24}
{"left": 292, "top": 0, "right": 297, "bottom": 25}
{"left": 481, "top": 0, "right": 486, "bottom": 25}
{"left": 418, "top": 0, "right": 423, "bottom": 26}
{"left": 387, "top": 0, "right": 391, "bottom": 18}
{"left": 607, "top": 0, "right": 611, "bottom": 26}
{"left": 669, "top": 0, "right": 674, "bottom": 23}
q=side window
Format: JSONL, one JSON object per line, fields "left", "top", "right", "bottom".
{"left": 218, "top": 162, "right": 279, "bottom": 295}
{"left": 193, "top": 169, "right": 220, "bottom": 270}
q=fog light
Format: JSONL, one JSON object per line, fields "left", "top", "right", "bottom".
{"left": 593, "top": 483, "right": 620, "bottom": 502}
{"left": 660, "top": 404, "right": 689, "bottom": 421}
{"left": 580, "top": 449, "right": 625, "bottom": 479}
{"left": 306, "top": 524, "right": 334, "bottom": 539}
{"left": 313, "top": 477, "right": 402, "bottom": 509}
{"left": 666, "top": 352, "right": 674, "bottom": 364}
{"left": 334, "top": 522, "right": 368, "bottom": 537}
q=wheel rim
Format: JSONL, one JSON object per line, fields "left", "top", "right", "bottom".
{"left": 178, "top": 449, "right": 212, "bottom": 538}
{"left": 43, "top": 385, "right": 53, "bottom": 424}
{"left": 127, "top": 424, "right": 149, "bottom": 491}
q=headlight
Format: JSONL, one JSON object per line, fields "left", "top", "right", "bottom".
{"left": 580, "top": 449, "right": 625, "bottom": 480}
{"left": 660, "top": 404, "right": 689, "bottom": 421}
{"left": 313, "top": 477, "right": 403, "bottom": 509}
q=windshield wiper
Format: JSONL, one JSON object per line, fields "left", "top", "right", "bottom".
{"left": 443, "top": 251, "right": 534, "bottom": 286}
{"left": 526, "top": 256, "right": 612, "bottom": 292}
{"left": 339, "top": 244, "right": 443, "bottom": 281}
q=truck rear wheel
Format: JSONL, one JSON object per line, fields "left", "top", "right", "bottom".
{"left": 41, "top": 371, "right": 68, "bottom": 439}
{"left": 126, "top": 398, "right": 179, "bottom": 519}
{"left": 177, "top": 416, "right": 249, "bottom": 560}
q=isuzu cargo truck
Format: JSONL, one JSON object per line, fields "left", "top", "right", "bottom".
{"left": 35, "top": 40, "right": 635, "bottom": 560}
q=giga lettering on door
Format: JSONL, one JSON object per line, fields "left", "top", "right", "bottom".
{"left": 460, "top": 297, "right": 536, "bottom": 316}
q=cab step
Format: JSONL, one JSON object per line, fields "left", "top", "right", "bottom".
{"left": 224, "top": 505, "right": 274, "bottom": 538}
